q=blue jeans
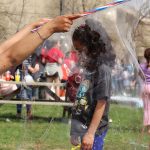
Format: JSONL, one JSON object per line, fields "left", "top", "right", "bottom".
{"left": 92, "top": 129, "right": 107, "bottom": 150}
{"left": 16, "top": 87, "right": 32, "bottom": 113}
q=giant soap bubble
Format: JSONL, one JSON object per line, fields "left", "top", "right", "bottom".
{"left": 0, "top": 0, "right": 150, "bottom": 149}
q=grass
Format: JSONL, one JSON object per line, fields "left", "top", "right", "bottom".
{"left": 0, "top": 104, "right": 149, "bottom": 150}
{"left": 105, "top": 105, "right": 150, "bottom": 150}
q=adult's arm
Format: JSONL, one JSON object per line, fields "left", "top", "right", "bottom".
{"left": 0, "top": 14, "right": 81, "bottom": 74}
{"left": 0, "top": 18, "right": 50, "bottom": 54}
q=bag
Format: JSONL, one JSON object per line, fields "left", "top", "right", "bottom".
{"left": 24, "top": 74, "right": 34, "bottom": 83}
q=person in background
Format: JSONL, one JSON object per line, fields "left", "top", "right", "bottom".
{"left": 140, "top": 48, "right": 150, "bottom": 135}
{"left": 16, "top": 55, "right": 39, "bottom": 119}
{"left": 111, "top": 58, "right": 123, "bottom": 96}
{"left": 43, "top": 40, "right": 64, "bottom": 98}
{"left": 70, "top": 19, "right": 115, "bottom": 150}
{"left": 37, "top": 41, "right": 53, "bottom": 99}
{"left": 0, "top": 14, "right": 82, "bottom": 75}
{"left": 30, "top": 49, "right": 41, "bottom": 100}
{"left": 122, "top": 66, "right": 131, "bottom": 96}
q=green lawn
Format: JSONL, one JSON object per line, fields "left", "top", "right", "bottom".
{"left": 0, "top": 104, "right": 149, "bottom": 150}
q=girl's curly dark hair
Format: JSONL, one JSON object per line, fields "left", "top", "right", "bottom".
{"left": 72, "top": 19, "right": 116, "bottom": 71}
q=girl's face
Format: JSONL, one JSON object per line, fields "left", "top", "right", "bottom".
{"left": 73, "top": 40, "right": 87, "bottom": 54}
{"left": 73, "top": 40, "right": 88, "bottom": 66}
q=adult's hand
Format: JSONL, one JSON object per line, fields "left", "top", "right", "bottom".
{"left": 49, "top": 14, "right": 82, "bottom": 32}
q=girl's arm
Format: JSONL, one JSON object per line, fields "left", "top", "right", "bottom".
{"left": 81, "top": 100, "right": 106, "bottom": 150}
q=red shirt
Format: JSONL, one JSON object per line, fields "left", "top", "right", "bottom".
{"left": 45, "top": 47, "right": 64, "bottom": 63}
{"left": 70, "top": 50, "right": 78, "bottom": 63}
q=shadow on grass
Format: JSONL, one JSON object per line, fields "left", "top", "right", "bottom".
{"left": 0, "top": 113, "right": 70, "bottom": 124}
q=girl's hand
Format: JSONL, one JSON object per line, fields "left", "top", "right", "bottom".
{"left": 81, "top": 133, "right": 94, "bottom": 150}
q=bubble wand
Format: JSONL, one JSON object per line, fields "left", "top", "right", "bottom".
{"left": 81, "top": 0, "right": 131, "bottom": 16}
{"left": 31, "top": 0, "right": 130, "bottom": 32}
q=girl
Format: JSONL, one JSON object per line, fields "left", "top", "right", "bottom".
{"left": 140, "top": 48, "right": 150, "bottom": 134}
{"left": 70, "top": 19, "right": 115, "bottom": 150}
